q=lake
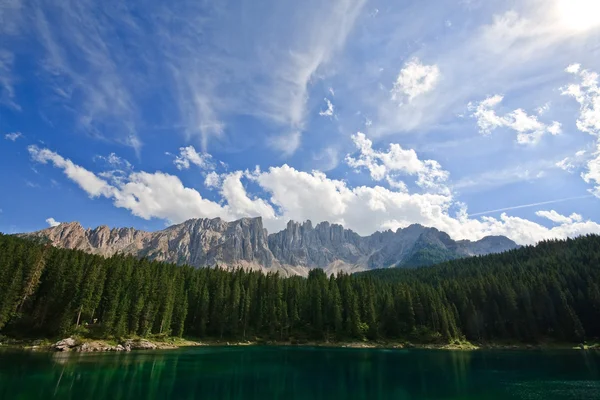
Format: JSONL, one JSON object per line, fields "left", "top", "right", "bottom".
{"left": 1, "top": 346, "right": 599, "bottom": 399}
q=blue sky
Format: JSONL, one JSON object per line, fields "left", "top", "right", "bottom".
{"left": 1, "top": 0, "right": 600, "bottom": 244}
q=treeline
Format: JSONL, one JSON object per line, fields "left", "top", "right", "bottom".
{"left": 0, "top": 233, "right": 599, "bottom": 343}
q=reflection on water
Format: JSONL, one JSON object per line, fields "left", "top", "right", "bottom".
{"left": 0, "top": 347, "right": 599, "bottom": 399}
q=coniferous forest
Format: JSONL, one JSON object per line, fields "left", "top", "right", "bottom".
{"left": 1, "top": 233, "right": 599, "bottom": 344}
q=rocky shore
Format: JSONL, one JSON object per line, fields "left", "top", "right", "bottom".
{"left": 2, "top": 336, "right": 598, "bottom": 353}
{"left": 51, "top": 337, "right": 178, "bottom": 352}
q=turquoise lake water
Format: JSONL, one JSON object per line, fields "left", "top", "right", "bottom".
{"left": 1, "top": 346, "right": 599, "bottom": 399}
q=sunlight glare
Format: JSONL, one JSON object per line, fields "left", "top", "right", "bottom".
{"left": 556, "top": 0, "right": 600, "bottom": 32}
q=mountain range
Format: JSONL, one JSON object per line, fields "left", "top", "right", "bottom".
{"left": 20, "top": 217, "right": 518, "bottom": 276}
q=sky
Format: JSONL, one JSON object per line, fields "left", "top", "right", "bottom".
{"left": 1, "top": 0, "right": 600, "bottom": 245}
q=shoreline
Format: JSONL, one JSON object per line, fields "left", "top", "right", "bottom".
{"left": 1, "top": 336, "right": 598, "bottom": 353}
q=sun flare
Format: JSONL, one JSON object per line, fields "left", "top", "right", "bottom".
{"left": 556, "top": 0, "right": 600, "bottom": 32}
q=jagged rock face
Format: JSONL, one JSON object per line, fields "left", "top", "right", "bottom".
{"left": 24, "top": 217, "right": 275, "bottom": 270}
{"left": 268, "top": 220, "right": 367, "bottom": 268}
{"left": 20, "top": 218, "right": 519, "bottom": 276}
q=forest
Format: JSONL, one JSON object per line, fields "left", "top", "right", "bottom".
{"left": 0, "top": 233, "right": 599, "bottom": 344}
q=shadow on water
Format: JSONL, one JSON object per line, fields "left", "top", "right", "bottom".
{"left": 1, "top": 347, "right": 599, "bottom": 399}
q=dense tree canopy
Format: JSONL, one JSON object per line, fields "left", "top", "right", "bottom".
{"left": 0, "top": 234, "right": 599, "bottom": 344}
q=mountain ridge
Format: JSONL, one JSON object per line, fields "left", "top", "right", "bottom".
{"left": 19, "top": 217, "right": 519, "bottom": 276}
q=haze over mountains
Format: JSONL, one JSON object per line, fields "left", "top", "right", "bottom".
{"left": 21, "top": 217, "right": 518, "bottom": 276}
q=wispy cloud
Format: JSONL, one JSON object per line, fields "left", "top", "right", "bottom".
{"left": 468, "top": 94, "right": 562, "bottom": 144}
{"left": 172, "top": 146, "right": 215, "bottom": 171}
{"left": 4, "top": 131, "right": 22, "bottom": 141}
{"left": 31, "top": 0, "right": 142, "bottom": 154}
{"left": 319, "top": 98, "right": 335, "bottom": 117}
{"left": 468, "top": 195, "right": 594, "bottom": 217}
{"left": 454, "top": 160, "right": 558, "bottom": 192}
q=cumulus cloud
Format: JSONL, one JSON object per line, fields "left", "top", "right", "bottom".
{"left": 345, "top": 132, "right": 450, "bottom": 194}
{"left": 220, "top": 171, "right": 277, "bottom": 221}
{"left": 319, "top": 98, "right": 335, "bottom": 117}
{"left": 204, "top": 171, "right": 222, "bottom": 189}
{"left": 561, "top": 65, "right": 600, "bottom": 197}
{"left": 30, "top": 146, "right": 600, "bottom": 245}
{"left": 46, "top": 217, "right": 60, "bottom": 227}
{"left": 111, "top": 171, "right": 228, "bottom": 222}
{"left": 391, "top": 58, "right": 440, "bottom": 102}
{"left": 469, "top": 95, "right": 562, "bottom": 144}
{"left": 562, "top": 64, "right": 600, "bottom": 135}
{"left": 536, "top": 210, "right": 582, "bottom": 225}
{"left": 173, "top": 146, "right": 215, "bottom": 171}
{"left": 4, "top": 132, "right": 22, "bottom": 141}
{"left": 28, "top": 146, "right": 115, "bottom": 198}
{"left": 28, "top": 146, "right": 266, "bottom": 225}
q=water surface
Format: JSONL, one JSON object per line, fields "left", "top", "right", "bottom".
{"left": 1, "top": 346, "right": 599, "bottom": 399}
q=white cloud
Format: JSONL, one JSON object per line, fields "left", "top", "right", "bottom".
{"left": 469, "top": 94, "right": 506, "bottom": 134}
{"left": 345, "top": 132, "right": 449, "bottom": 194}
{"left": 547, "top": 121, "right": 562, "bottom": 136}
{"left": 469, "top": 95, "right": 562, "bottom": 144}
{"left": 112, "top": 171, "right": 228, "bottom": 222}
{"left": 173, "top": 146, "right": 214, "bottom": 171}
{"left": 46, "top": 217, "right": 60, "bottom": 227}
{"left": 561, "top": 65, "right": 600, "bottom": 197}
{"left": 385, "top": 176, "right": 408, "bottom": 192}
{"left": 557, "top": 149, "right": 590, "bottom": 173}
{"left": 566, "top": 64, "right": 581, "bottom": 74}
{"left": 319, "top": 98, "right": 335, "bottom": 117}
{"left": 391, "top": 58, "right": 440, "bottom": 102}
{"left": 582, "top": 144, "right": 600, "bottom": 197}
{"left": 95, "top": 153, "right": 132, "bottom": 170}
{"left": 4, "top": 132, "right": 22, "bottom": 141}
{"left": 220, "top": 171, "right": 277, "bottom": 220}
{"left": 365, "top": 7, "right": 593, "bottom": 138}
{"left": 28, "top": 146, "right": 115, "bottom": 198}
{"left": 536, "top": 210, "right": 582, "bottom": 225}
{"left": 30, "top": 145, "right": 600, "bottom": 245}
{"left": 204, "top": 171, "right": 221, "bottom": 189}
{"left": 562, "top": 64, "right": 600, "bottom": 136}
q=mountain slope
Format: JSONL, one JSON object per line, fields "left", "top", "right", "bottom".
{"left": 20, "top": 217, "right": 519, "bottom": 275}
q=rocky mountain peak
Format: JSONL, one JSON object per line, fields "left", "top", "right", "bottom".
{"left": 20, "top": 218, "right": 519, "bottom": 276}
